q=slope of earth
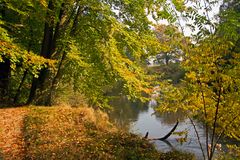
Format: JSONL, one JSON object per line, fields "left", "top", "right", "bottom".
{"left": 0, "top": 106, "right": 195, "bottom": 160}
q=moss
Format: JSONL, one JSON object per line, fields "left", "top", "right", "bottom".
{"left": 23, "top": 106, "right": 195, "bottom": 160}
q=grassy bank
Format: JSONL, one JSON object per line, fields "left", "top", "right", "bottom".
{"left": 21, "top": 106, "right": 195, "bottom": 160}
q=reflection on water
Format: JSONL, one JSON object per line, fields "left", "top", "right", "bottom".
{"left": 154, "top": 109, "right": 187, "bottom": 125}
{"left": 108, "top": 97, "right": 149, "bottom": 130}
{"left": 108, "top": 97, "right": 209, "bottom": 159}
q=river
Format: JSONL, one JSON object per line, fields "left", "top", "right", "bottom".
{"left": 107, "top": 96, "right": 230, "bottom": 159}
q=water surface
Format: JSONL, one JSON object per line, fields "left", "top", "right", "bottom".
{"left": 108, "top": 97, "right": 210, "bottom": 159}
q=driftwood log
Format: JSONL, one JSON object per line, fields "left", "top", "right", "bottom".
{"left": 144, "top": 121, "right": 179, "bottom": 141}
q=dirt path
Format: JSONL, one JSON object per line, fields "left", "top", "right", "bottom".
{"left": 0, "top": 108, "right": 28, "bottom": 160}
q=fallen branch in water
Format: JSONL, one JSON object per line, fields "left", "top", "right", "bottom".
{"left": 144, "top": 121, "right": 179, "bottom": 141}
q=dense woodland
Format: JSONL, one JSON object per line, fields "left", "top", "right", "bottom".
{"left": 0, "top": 0, "right": 240, "bottom": 159}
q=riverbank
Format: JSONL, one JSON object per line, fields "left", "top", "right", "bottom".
{"left": 0, "top": 106, "right": 195, "bottom": 160}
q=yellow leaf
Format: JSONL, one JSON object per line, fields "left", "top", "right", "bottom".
{"left": 39, "top": 0, "right": 48, "bottom": 7}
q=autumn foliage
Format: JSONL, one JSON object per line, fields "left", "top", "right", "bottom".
{"left": 0, "top": 106, "right": 195, "bottom": 160}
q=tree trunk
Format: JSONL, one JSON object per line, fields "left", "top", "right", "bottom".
{"left": 144, "top": 121, "right": 179, "bottom": 141}
{"left": 45, "top": 4, "right": 83, "bottom": 105}
{"left": 28, "top": 1, "right": 83, "bottom": 105}
{"left": 14, "top": 70, "right": 28, "bottom": 104}
{"left": 0, "top": 1, "right": 10, "bottom": 105}
{"left": 0, "top": 59, "right": 11, "bottom": 104}
{"left": 27, "top": 0, "right": 55, "bottom": 104}
{"left": 45, "top": 50, "right": 67, "bottom": 105}
{"left": 15, "top": 24, "right": 33, "bottom": 104}
{"left": 152, "top": 121, "right": 179, "bottom": 140}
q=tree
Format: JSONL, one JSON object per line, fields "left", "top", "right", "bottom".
{"left": 155, "top": 0, "right": 240, "bottom": 159}
{"left": 1, "top": 0, "right": 181, "bottom": 106}
{"left": 151, "top": 24, "right": 187, "bottom": 84}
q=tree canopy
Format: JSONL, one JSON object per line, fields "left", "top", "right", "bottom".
{"left": 0, "top": 0, "right": 178, "bottom": 106}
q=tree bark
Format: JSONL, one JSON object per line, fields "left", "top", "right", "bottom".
{"left": 145, "top": 121, "right": 179, "bottom": 141}
{"left": 153, "top": 121, "right": 179, "bottom": 140}
{"left": 27, "top": 0, "right": 64, "bottom": 104}
{"left": 45, "top": 4, "right": 83, "bottom": 105}
{"left": 0, "top": 59, "right": 11, "bottom": 103}
{"left": 0, "top": 2, "right": 10, "bottom": 104}
{"left": 14, "top": 70, "right": 28, "bottom": 104}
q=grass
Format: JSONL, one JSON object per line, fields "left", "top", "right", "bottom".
{"left": 23, "top": 106, "right": 195, "bottom": 160}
